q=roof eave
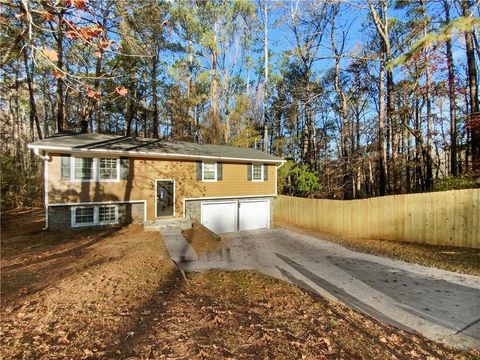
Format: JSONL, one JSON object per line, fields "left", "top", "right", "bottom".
{"left": 27, "top": 144, "right": 286, "bottom": 164}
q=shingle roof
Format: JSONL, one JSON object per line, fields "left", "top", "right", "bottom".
{"left": 28, "top": 132, "right": 284, "bottom": 163}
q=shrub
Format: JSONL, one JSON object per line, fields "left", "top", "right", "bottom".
{"left": 278, "top": 161, "right": 321, "bottom": 197}
{"left": 433, "top": 172, "right": 479, "bottom": 192}
{"left": 0, "top": 155, "right": 43, "bottom": 211}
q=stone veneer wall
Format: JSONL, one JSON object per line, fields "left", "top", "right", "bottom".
{"left": 48, "top": 202, "right": 145, "bottom": 231}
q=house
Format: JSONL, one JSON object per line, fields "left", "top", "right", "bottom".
{"left": 28, "top": 132, "right": 285, "bottom": 233}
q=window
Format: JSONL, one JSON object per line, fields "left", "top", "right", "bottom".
{"left": 98, "top": 205, "right": 117, "bottom": 223}
{"left": 68, "top": 157, "right": 120, "bottom": 182}
{"left": 74, "top": 207, "right": 95, "bottom": 225}
{"left": 99, "top": 158, "right": 118, "bottom": 180}
{"left": 252, "top": 164, "right": 263, "bottom": 181}
{"left": 72, "top": 205, "right": 119, "bottom": 227}
{"left": 74, "top": 157, "right": 94, "bottom": 180}
{"left": 202, "top": 162, "right": 217, "bottom": 181}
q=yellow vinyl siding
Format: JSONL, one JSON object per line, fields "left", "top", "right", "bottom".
{"left": 47, "top": 156, "right": 276, "bottom": 220}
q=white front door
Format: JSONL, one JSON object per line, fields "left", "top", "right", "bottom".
{"left": 239, "top": 200, "right": 270, "bottom": 231}
{"left": 201, "top": 202, "right": 237, "bottom": 234}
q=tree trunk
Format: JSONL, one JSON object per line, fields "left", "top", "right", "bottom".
{"left": 209, "top": 47, "right": 220, "bottom": 143}
{"left": 368, "top": 0, "right": 390, "bottom": 195}
{"left": 331, "top": 7, "right": 351, "bottom": 199}
{"left": 23, "top": 47, "right": 42, "bottom": 140}
{"left": 56, "top": 11, "right": 64, "bottom": 133}
{"left": 462, "top": 0, "right": 480, "bottom": 175}
{"left": 444, "top": 0, "right": 458, "bottom": 176}
{"left": 187, "top": 40, "right": 194, "bottom": 139}
{"left": 125, "top": 96, "right": 137, "bottom": 137}
{"left": 224, "top": 94, "right": 230, "bottom": 143}
{"left": 152, "top": 47, "right": 159, "bottom": 139}
{"left": 386, "top": 69, "right": 396, "bottom": 192}
{"left": 424, "top": 25, "right": 433, "bottom": 190}
{"left": 263, "top": 0, "right": 269, "bottom": 152}
{"left": 82, "top": 11, "right": 108, "bottom": 134}
{"left": 378, "top": 60, "right": 387, "bottom": 196}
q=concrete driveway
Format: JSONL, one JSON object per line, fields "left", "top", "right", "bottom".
{"left": 181, "top": 228, "right": 480, "bottom": 349}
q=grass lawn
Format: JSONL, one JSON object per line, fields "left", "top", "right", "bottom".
{"left": 276, "top": 220, "right": 480, "bottom": 276}
{"left": 1, "top": 209, "right": 478, "bottom": 359}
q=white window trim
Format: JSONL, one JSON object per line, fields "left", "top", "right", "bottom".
{"left": 202, "top": 162, "right": 217, "bottom": 182}
{"left": 252, "top": 164, "right": 264, "bottom": 182}
{"left": 71, "top": 206, "right": 95, "bottom": 227}
{"left": 71, "top": 157, "right": 96, "bottom": 182}
{"left": 98, "top": 158, "right": 121, "bottom": 182}
{"left": 71, "top": 204, "right": 119, "bottom": 228}
{"left": 70, "top": 157, "right": 120, "bottom": 183}
{"left": 98, "top": 204, "right": 119, "bottom": 224}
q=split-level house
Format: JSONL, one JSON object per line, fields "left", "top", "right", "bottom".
{"left": 28, "top": 132, "right": 285, "bottom": 233}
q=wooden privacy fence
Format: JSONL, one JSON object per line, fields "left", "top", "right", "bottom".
{"left": 273, "top": 189, "right": 480, "bottom": 249}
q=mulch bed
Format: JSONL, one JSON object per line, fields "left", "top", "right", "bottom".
{"left": 183, "top": 221, "right": 223, "bottom": 254}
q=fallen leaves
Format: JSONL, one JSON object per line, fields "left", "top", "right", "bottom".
{"left": 211, "top": 314, "right": 224, "bottom": 325}
{"left": 83, "top": 348, "right": 93, "bottom": 356}
{"left": 260, "top": 332, "right": 272, "bottom": 342}
{"left": 1, "top": 211, "right": 477, "bottom": 360}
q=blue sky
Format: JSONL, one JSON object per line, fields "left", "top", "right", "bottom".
{"left": 256, "top": 0, "right": 472, "bottom": 81}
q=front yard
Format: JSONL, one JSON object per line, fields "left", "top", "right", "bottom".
{"left": 1, "top": 209, "right": 478, "bottom": 359}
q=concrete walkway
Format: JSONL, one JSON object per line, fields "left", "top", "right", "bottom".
{"left": 177, "top": 228, "right": 480, "bottom": 350}
{"left": 160, "top": 227, "right": 197, "bottom": 263}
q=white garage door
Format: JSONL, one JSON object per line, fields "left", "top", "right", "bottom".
{"left": 201, "top": 202, "right": 237, "bottom": 234}
{"left": 239, "top": 200, "right": 270, "bottom": 231}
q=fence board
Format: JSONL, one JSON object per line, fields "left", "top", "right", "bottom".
{"left": 273, "top": 189, "right": 480, "bottom": 249}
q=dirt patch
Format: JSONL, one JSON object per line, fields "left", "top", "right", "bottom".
{"left": 183, "top": 221, "right": 223, "bottom": 254}
{"left": 276, "top": 220, "right": 480, "bottom": 276}
{"left": 1, "top": 209, "right": 477, "bottom": 359}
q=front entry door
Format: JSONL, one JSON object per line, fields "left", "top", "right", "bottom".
{"left": 156, "top": 180, "right": 174, "bottom": 217}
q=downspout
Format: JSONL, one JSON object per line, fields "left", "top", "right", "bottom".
{"left": 34, "top": 148, "right": 50, "bottom": 230}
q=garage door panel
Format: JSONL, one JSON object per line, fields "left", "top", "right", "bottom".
{"left": 201, "top": 202, "right": 237, "bottom": 234}
{"left": 239, "top": 200, "right": 270, "bottom": 231}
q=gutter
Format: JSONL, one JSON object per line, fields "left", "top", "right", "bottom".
{"left": 27, "top": 144, "right": 286, "bottom": 165}
{"left": 33, "top": 147, "right": 51, "bottom": 161}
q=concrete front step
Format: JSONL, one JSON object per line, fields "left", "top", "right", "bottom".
{"left": 157, "top": 220, "right": 235, "bottom": 271}
{"left": 160, "top": 227, "right": 183, "bottom": 236}
{"left": 144, "top": 218, "right": 192, "bottom": 231}
{"left": 197, "top": 247, "right": 232, "bottom": 262}
{"left": 179, "top": 260, "right": 251, "bottom": 272}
